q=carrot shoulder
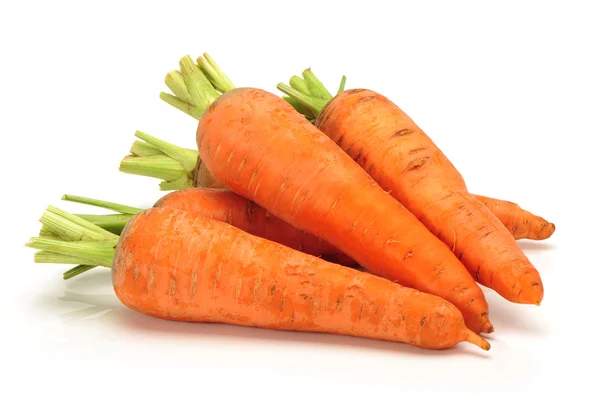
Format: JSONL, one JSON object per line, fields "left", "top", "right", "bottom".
{"left": 26, "top": 204, "right": 490, "bottom": 351}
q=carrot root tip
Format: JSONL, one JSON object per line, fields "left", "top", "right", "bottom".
{"left": 465, "top": 330, "right": 491, "bottom": 351}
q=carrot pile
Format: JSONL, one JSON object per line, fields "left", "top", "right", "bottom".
{"left": 26, "top": 52, "right": 555, "bottom": 351}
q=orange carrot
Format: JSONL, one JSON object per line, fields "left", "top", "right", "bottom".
{"left": 55, "top": 191, "right": 355, "bottom": 267}
{"left": 120, "top": 131, "right": 556, "bottom": 242}
{"left": 474, "top": 195, "right": 555, "bottom": 241}
{"left": 26, "top": 205, "right": 490, "bottom": 351}
{"left": 278, "top": 72, "right": 544, "bottom": 305}
{"left": 157, "top": 56, "right": 492, "bottom": 334}
{"left": 155, "top": 188, "right": 354, "bottom": 265}
{"left": 120, "top": 55, "right": 554, "bottom": 243}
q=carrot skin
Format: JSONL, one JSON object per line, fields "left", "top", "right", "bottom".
{"left": 474, "top": 195, "right": 555, "bottom": 241}
{"left": 154, "top": 187, "right": 355, "bottom": 266}
{"left": 196, "top": 88, "right": 491, "bottom": 333}
{"left": 315, "top": 89, "right": 544, "bottom": 304}
{"left": 112, "top": 207, "right": 489, "bottom": 350}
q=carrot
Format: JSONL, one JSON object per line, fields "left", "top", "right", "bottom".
{"left": 278, "top": 70, "right": 545, "bottom": 305}
{"left": 121, "top": 133, "right": 556, "bottom": 241}
{"left": 26, "top": 204, "right": 490, "bottom": 351}
{"left": 56, "top": 191, "right": 354, "bottom": 267}
{"left": 121, "top": 56, "right": 554, "bottom": 242}
{"left": 156, "top": 188, "right": 354, "bottom": 265}
{"left": 158, "top": 55, "right": 492, "bottom": 333}
{"left": 474, "top": 195, "right": 555, "bottom": 241}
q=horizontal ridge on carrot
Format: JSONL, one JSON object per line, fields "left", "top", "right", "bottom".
{"left": 158, "top": 54, "right": 493, "bottom": 333}
{"left": 278, "top": 69, "right": 545, "bottom": 305}
{"left": 26, "top": 202, "right": 490, "bottom": 351}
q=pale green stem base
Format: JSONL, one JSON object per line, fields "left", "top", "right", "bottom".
{"left": 278, "top": 69, "right": 346, "bottom": 118}
{"left": 119, "top": 131, "right": 202, "bottom": 191}
{"left": 27, "top": 196, "right": 145, "bottom": 279}
{"left": 160, "top": 53, "right": 234, "bottom": 120}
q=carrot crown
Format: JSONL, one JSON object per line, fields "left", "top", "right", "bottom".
{"left": 277, "top": 69, "right": 346, "bottom": 121}
{"left": 119, "top": 131, "right": 199, "bottom": 191}
{"left": 160, "top": 53, "right": 235, "bottom": 120}
{"left": 26, "top": 195, "right": 144, "bottom": 279}
{"left": 118, "top": 53, "right": 236, "bottom": 191}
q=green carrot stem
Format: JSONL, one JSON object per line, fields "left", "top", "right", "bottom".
{"left": 197, "top": 53, "right": 235, "bottom": 93}
{"left": 159, "top": 92, "right": 204, "bottom": 120}
{"left": 119, "top": 154, "right": 186, "bottom": 182}
{"left": 34, "top": 251, "right": 98, "bottom": 265}
{"left": 276, "top": 83, "right": 328, "bottom": 117}
{"left": 164, "top": 70, "right": 192, "bottom": 103}
{"left": 160, "top": 54, "right": 233, "bottom": 120}
{"left": 283, "top": 96, "right": 315, "bottom": 120}
{"left": 278, "top": 69, "right": 345, "bottom": 116}
{"left": 41, "top": 214, "right": 133, "bottom": 237}
{"left": 130, "top": 140, "right": 162, "bottom": 157}
{"left": 120, "top": 132, "right": 202, "bottom": 191}
{"left": 74, "top": 214, "right": 133, "bottom": 235}
{"left": 302, "top": 68, "right": 333, "bottom": 100}
{"left": 62, "top": 194, "right": 144, "bottom": 215}
{"left": 39, "top": 224, "right": 55, "bottom": 237}
{"left": 63, "top": 265, "right": 99, "bottom": 280}
{"left": 134, "top": 131, "right": 198, "bottom": 172}
{"left": 27, "top": 205, "right": 135, "bottom": 279}
{"left": 337, "top": 75, "right": 347, "bottom": 94}
{"left": 40, "top": 206, "right": 119, "bottom": 242}
{"left": 290, "top": 76, "right": 310, "bottom": 95}
{"left": 26, "top": 237, "right": 116, "bottom": 268}
{"left": 159, "top": 175, "right": 193, "bottom": 191}
{"left": 179, "top": 55, "right": 219, "bottom": 115}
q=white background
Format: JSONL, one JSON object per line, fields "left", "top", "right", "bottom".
{"left": 2, "top": 1, "right": 598, "bottom": 400}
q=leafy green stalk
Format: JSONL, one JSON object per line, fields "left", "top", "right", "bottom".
{"left": 159, "top": 53, "right": 236, "bottom": 120}
{"left": 197, "top": 53, "right": 235, "bottom": 93}
{"left": 41, "top": 214, "right": 134, "bottom": 236}
{"left": 29, "top": 196, "right": 149, "bottom": 279}
{"left": 302, "top": 69, "right": 332, "bottom": 100}
{"left": 277, "top": 82, "right": 329, "bottom": 117}
{"left": 277, "top": 69, "right": 347, "bottom": 117}
{"left": 69, "top": 214, "right": 133, "bottom": 235}
{"left": 164, "top": 70, "right": 192, "bottom": 103}
{"left": 62, "top": 194, "right": 144, "bottom": 215}
{"left": 26, "top": 236, "right": 116, "bottom": 268}
{"left": 120, "top": 154, "right": 188, "bottom": 183}
{"left": 134, "top": 131, "right": 198, "bottom": 172}
{"left": 62, "top": 265, "right": 98, "bottom": 280}
{"left": 34, "top": 251, "right": 98, "bottom": 265}
{"left": 119, "top": 130, "right": 206, "bottom": 190}
{"left": 337, "top": 75, "right": 347, "bottom": 94}
{"left": 130, "top": 140, "right": 162, "bottom": 157}
{"left": 29, "top": 205, "right": 120, "bottom": 274}
{"left": 40, "top": 206, "right": 120, "bottom": 242}
{"left": 290, "top": 76, "right": 310, "bottom": 94}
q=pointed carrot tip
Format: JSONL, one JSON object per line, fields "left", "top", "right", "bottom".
{"left": 465, "top": 330, "right": 491, "bottom": 351}
{"left": 479, "top": 316, "right": 494, "bottom": 334}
